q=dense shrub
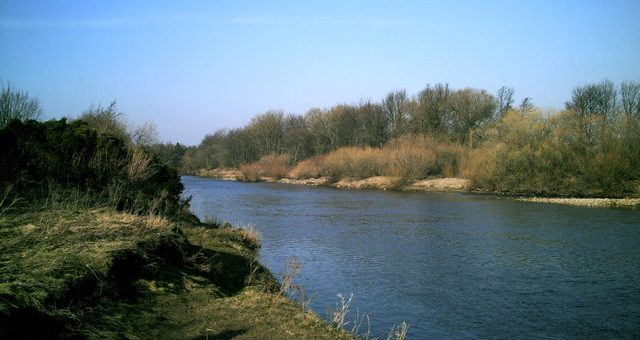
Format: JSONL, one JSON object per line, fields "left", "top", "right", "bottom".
{"left": 319, "top": 147, "right": 382, "bottom": 180}
{"left": 285, "top": 135, "right": 466, "bottom": 182}
{"left": 288, "top": 156, "right": 325, "bottom": 179}
{"left": 385, "top": 134, "right": 465, "bottom": 180}
{"left": 0, "top": 119, "right": 184, "bottom": 214}
{"left": 463, "top": 110, "right": 640, "bottom": 197}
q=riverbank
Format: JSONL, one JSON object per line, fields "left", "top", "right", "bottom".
{"left": 0, "top": 206, "right": 352, "bottom": 339}
{"left": 516, "top": 197, "right": 640, "bottom": 208}
{"left": 195, "top": 168, "right": 640, "bottom": 208}
{"left": 197, "top": 168, "right": 472, "bottom": 192}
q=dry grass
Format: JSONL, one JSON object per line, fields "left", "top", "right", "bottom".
{"left": 385, "top": 134, "right": 466, "bottom": 180}
{"left": 240, "top": 154, "right": 291, "bottom": 181}
{"left": 330, "top": 293, "right": 354, "bottom": 330}
{"left": 258, "top": 154, "right": 291, "bottom": 179}
{"left": 239, "top": 162, "right": 261, "bottom": 182}
{"left": 234, "top": 224, "right": 262, "bottom": 251}
{"left": 0, "top": 207, "right": 171, "bottom": 317}
{"left": 127, "top": 147, "right": 154, "bottom": 182}
{"left": 290, "top": 134, "right": 466, "bottom": 183}
{"left": 137, "top": 288, "right": 353, "bottom": 340}
{"left": 459, "top": 143, "right": 505, "bottom": 190}
{"left": 289, "top": 156, "right": 325, "bottom": 179}
{"left": 1, "top": 206, "right": 352, "bottom": 339}
{"left": 278, "top": 256, "right": 303, "bottom": 297}
{"left": 387, "top": 321, "right": 409, "bottom": 340}
{"left": 321, "top": 147, "right": 384, "bottom": 180}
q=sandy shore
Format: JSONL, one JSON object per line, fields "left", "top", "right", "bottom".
{"left": 197, "top": 168, "right": 243, "bottom": 181}
{"left": 196, "top": 169, "right": 474, "bottom": 192}
{"left": 516, "top": 197, "right": 640, "bottom": 208}
{"left": 405, "top": 178, "right": 473, "bottom": 192}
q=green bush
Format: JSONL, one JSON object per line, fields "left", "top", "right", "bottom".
{"left": 0, "top": 118, "right": 184, "bottom": 215}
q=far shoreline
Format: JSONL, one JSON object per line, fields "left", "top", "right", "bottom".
{"left": 188, "top": 169, "right": 640, "bottom": 208}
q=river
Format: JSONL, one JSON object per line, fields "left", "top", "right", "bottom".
{"left": 182, "top": 175, "right": 640, "bottom": 339}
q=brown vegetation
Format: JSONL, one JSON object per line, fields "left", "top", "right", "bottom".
{"left": 291, "top": 134, "right": 466, "bottom": 185}
{"left": 187, "top": 80, "right": 640, "bottom": 199}
{"left": 289, "top": 156, "right": 326, "bottom": 179}
{"left": 239, "top": 154, "right": 291, "bottom": 181}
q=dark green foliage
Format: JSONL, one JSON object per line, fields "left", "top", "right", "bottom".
{"left": 0, "top": 118, "right": 184, "bottom": 215}
{"left": 148, "top": 142, "right": 187, "bottom": 170}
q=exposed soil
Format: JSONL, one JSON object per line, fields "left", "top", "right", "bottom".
{"left": 405, "top": 178, "right": 472, "bottom": 192}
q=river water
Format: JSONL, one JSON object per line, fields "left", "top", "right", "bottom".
{"left": 182, "top": 176, "right": 640, "bottom": 339}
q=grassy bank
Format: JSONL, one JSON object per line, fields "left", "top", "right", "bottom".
{"left": 0, "top": 205, "right": 353, "bottom": 339}
{"left": 0, "top": 115, "right": 355, "bottom": 338}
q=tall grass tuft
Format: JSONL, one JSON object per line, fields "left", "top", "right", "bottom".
{"left": 278, "top": 256, "right": 303, "bottom": 297}
{"left": 387, "top": 321, "right": 409, "bottom": 340}
{"left": 237, "top": 224, "right": 262, "bottom": 250}
{"left": 330, "top": 293, "right": 354, "bottom": 330}
{"left": 127, "top": 147, "right": 154, "bottom": 182}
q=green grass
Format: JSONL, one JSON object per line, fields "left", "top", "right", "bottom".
{"left": 0, "top": 206, "right": 352, "bottom": 339}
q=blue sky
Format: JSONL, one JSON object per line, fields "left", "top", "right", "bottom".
{"left": 1, "top": 1, "right": 639, "bottom": 145}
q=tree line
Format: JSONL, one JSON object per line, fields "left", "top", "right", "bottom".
{"left": 2, "top": 79, "right": 638, "bottom": 198}
{"left": 181, "top": 84, "right": 516, "bottom": 172}
{"left": 180, "top": 80, "right": 640, "bottom": 197}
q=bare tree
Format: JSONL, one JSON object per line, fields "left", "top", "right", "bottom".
{"left": 496, "top": 86, "right": 514, "bottom": 118}
{"left": 132, "top": 122, "right": 159, "bottom": 146}
{"left": 412, "top": 83, "right": 451, "bottom": 135}
{"left": 0, "top": 82, "right": 42, "bottom": 128}
{"left": 621, "top": 81, "right": 640, "bottom": 119}
{"left": 382, "top": 90, "right": 408, "bottom": 137}
{"left": 356, "top": 100, "right": 388, "bottom": 147}
{"left": 567, "top": 80, "right": 618, "bottom": 124}
{"left": 566, "top": 80, "right": 619, "bottom": 144}
{"left": 449, "top": 88, "right": 496, "bottom": 144}
{"left": 327, "top": 105, "right": 359, "bottom": 148}
{"left": 283, "top": 114, "right": 313, "bottom": 162}
{"left": 246, "top": 111, "right": 285, "bottom": 156}
{"left": 305, "top": 108, "right": 336, "bottom": 154}
{"left": 519, "top": 97, "right": 534, "bottom": 113}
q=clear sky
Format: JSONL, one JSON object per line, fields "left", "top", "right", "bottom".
{"left": 1, "top": 1, "right": 639, "bottom": 145}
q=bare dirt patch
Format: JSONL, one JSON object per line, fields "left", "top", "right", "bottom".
{"left": 198, "top": 168, "right": 243, "bottom": 181}
{"left": 278, "top": 177, "right": 331, "bottom": 186}
{"left": 333, "top": 176, "right": 401, "bottom": 190}
{"left": 405, "top": 178, "right": 472, "bottom": 192}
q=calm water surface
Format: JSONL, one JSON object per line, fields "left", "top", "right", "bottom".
{"left": 182, "top": 176, "right": 640, "bottom": 339}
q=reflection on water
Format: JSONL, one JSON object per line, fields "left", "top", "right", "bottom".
{"left": 183, "top": 176, "right": 640, "bottom": 339}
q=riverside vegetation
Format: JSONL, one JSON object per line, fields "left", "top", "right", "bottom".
{"left": 0, "top": 91, "right": 356, "bottom": 339}
{"left": 182, "top": 81, "right": 640, "bottom": 201}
